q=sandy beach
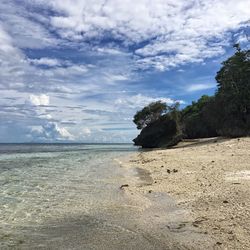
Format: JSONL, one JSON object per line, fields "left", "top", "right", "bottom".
{"left": 121, "top": 137, "right": 250, "bottom": 249}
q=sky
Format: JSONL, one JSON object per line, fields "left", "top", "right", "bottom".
{"left": 0, "top": 0, "right": 250, "bottom": 143}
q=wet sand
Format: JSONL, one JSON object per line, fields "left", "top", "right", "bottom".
{"left": 121, "top": 137, "right": 250, "bottom": 249}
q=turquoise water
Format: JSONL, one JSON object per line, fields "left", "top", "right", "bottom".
{"left": 0, "top": 144, "right": 207, "bottom": 249}
{"left": 1, "top": 144, "right": 155, "bottom": 249}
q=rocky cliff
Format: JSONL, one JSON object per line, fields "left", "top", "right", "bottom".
{"left": 133, "top": 115, "right": 182, "bottom": 148}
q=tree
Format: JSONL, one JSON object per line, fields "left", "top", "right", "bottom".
{"left": 133, "top": 101, "right": 167, "bottom": 129}
{"left": 181, "top": 95, "right": 218, "bottom": 138}
{"left": 215, "top": 46, "right": 250, "bottom": 136}
{"left": 133, "top": 101, "right": 183, "bottom": 148}
{"left": 132, "top": 45, "right": 250, "bottom": 148}
{"left": 133, "top": 102, "right": 182, "bottom": 148}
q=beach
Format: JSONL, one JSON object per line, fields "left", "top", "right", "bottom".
{"left": 1, "top": 141, "right": 249, "bottom": 249}
{"left": 121, "top": 137, "right": 250, "bottom": 249}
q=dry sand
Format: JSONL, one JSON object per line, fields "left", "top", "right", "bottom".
{"left": 121, "top": 137, "right": 250, "bottom": 250}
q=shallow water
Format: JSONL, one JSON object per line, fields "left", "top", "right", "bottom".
{"left": 1, "top": 144, "right": 158, "bottom": 249}
{"left": 0, "top": 144, "right": 187, "bottom": 250}
{"left": 0, "top": 144, "right": 213, "bottom": 249}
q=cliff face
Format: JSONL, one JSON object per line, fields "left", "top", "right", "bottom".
{"left": 133, "top": 115, "right": 182, "bottom": 148}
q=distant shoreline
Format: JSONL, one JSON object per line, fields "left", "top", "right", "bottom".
{"left": 0, "top": 142, "right": 134, "bottom": 145}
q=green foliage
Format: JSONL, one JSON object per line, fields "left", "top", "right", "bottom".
{"left": 182, "top": 95, "right": 211, "bottom": 118}
{"left": 133, "top": 101, "right": 167, "bottom": 129}
{"left": 181, "top": 46, "right": 250, "bottom": 138}
{"left": 181, "top": 95, "right": 218, "bottom": 138}
{"left": 215, "top": 46, "right": 250, "bottom": 136}
{"left": 133, "top": 101, "right": 182, "bottom": 130}
{"left": 133, "top": 45, "right": 250, "bottom": 147}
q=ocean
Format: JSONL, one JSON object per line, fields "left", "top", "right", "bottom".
{"left": 0, "top": 143, "right": 156, "bottom": 249}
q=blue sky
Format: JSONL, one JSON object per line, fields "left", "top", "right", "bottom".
{"left": 0, "top": 0, "right": 249, "bottom": 143}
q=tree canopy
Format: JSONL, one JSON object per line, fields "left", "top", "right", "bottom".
{"left": 133, "top": 101, "right": 167, "bottom": 129}
{"left": 215, "top": 46, "right": 250, "bottom": 136}
{"left": 133, "top": 45, "right": 250, "bottom": 147}
{"left": 181, "top": 95, "right": 218, "bottom": 138}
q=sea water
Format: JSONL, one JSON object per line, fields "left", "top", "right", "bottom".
{"left": 0, "top": 143, "right": 206, "bottom": 250}
{"left": 0, "top": 143, "right": 155, "bottom": 249}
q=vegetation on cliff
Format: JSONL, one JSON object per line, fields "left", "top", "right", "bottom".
{"left": 133, "top": 46, "right": 250, "bottom": 148}
{"left": 133, "top": 103, "right": 182, "bottom": 148}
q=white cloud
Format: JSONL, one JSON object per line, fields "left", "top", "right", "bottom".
{"left": 32, "top": 122, "right": 74, "bottom": 140}
{"left": 29, "top": 58, "right": 62, "bottom": 67}
{"left": 0, "top": 1, "right": 57, "bottom": 49}
{"left": 115, "top": 94, "right": 184, "bottom": 109}
{"left": 96, "top": 47, "right": 127, "bottom": 55}
{"left": 42, "top": 64, "right": 89, "bottom": 78}
{"left": 187, "top": 83, "right": 216, "bottom": 92}
{"left": 29, "top": 94, "right": 50, "bottom": 106}
{"left": 105, "top": 73, "right": 128, "bottom": 82}
{"left": 1, "top": 0, "right": 250, "bottom": 143}
{"left": 55, "top": 124, "right": 74, "bottom": 139}
{"left": 82, "top": 127, "right": 91, "bottom": 135}
{"left": 37, "top": 0, "right": 250, "bottom": 70}
{"left": 1, "top": 0, "right": 250, "bottom": 74}
{"left": 0, "top": 24, "right": 16, "bottom": 53}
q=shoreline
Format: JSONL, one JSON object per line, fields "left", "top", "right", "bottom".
{"left": 120, "top": 137, "right": 250, "bottom": 249}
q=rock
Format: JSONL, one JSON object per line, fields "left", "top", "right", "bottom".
{"left": 167, "top": 169, "right": 171, "bottom": 174}
{"left": 133, "top": 114, "right": 182, "bottom": 148}
{"left": 120, "top": 184, "right": 129, "bottom": 189}
{"left": 216, "top": 242, "right": 222, "bottom": 246}
{"left": 223, "top": 200, "right": 229, "bottom": 204}
{"left": 173, "top": 169, "right": 178, "bottom": 173}
{"left": 148, "top": 190, "right": 152, "bottom": 193}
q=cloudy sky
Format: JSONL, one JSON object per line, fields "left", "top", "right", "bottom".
{"left": 0, "top": 0, "right": 249, "bottom": 143}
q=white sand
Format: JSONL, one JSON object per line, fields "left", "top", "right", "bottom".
{"left": 122, "top": 137, "right": 250, "bottom": 249}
